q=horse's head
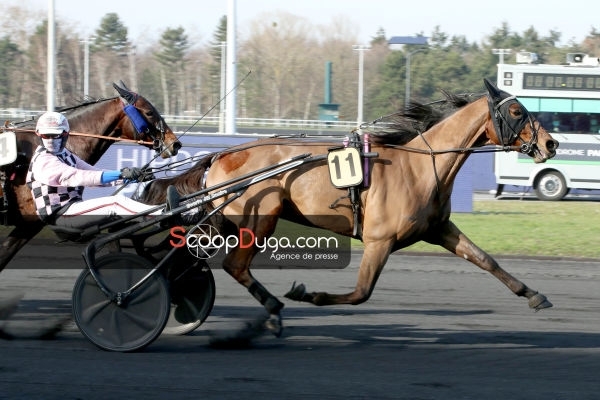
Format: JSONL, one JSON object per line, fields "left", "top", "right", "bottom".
{"left": 483, "top": 78, "right": 558, "bottom": 163}
{"left": 112, "top": 81, "right": 181, "bottom": 158}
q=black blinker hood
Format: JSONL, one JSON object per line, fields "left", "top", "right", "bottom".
{"left": 484, "top": 78, "right": 530, "bottom": 146}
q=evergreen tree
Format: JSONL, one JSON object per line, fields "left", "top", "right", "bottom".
{"left": 88, "top": 13, "right": 131, "bottom": 97}
{"left": 92, "top": 13, "right": 129, "bottom": 53}
{"left": 154, "top": 27, "right": 190, "bottom": 114}
{"left": 208, "top": 16, "right": 227, "bottom": 99}
{"left": 155, "top": 27, "right": 189, "bottom": 65}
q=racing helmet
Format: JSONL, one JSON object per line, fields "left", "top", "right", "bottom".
{"left": 36, "top": 111, "right": 70, "bottom": 153}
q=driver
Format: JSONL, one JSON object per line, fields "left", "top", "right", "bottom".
{"left": 26, "top": 111, "right": 178, "bottom": 229}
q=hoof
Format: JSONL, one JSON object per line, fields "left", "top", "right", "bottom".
{"left": 38, "top": 317, "right": 71, "bottom": 340}
{"left": 264, "top": 313, "right": 283, "bottom": 338}
{"left": 208, "top": 315, "right": 268, "bottom": 349}
{"left": 529, "top": 292, "right": 553, "bottom": 311}
{"left": 0, "top": 292, "right": 24, "bottom": 320}
{"left": 0, "top": 327, "right": 14, "bottom": 340}
{"left": 0, "top": 316, "right": 70, "bottom": 340}
{"left": 284, "top": 281, "right": 306, "bottom": 301}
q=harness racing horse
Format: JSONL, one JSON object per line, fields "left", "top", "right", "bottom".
{"left": 139, "top": 79, "right": 559, "bottom": 337}
{"left": 0, "top": 82, "right": 181, "bottom": 276}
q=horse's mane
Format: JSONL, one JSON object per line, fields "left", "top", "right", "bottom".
{"left": 367, "top": 90, "right": 484, "bottom": 145}
{"left": 56, "top": 96, "right": 117, "bottom": 113}
{"left": 3, "top": 97, "right": 118, "bottom": 130}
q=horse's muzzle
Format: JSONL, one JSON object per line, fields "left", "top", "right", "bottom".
{"left": 156, "top": 139, "right": 182, "bottom": 158}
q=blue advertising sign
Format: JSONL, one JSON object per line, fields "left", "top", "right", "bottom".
{"left": 88, "top": 133, "right": 473, "bottom": 212}
{"left": 86, "top": 134, "right": 260, "bottom": 199}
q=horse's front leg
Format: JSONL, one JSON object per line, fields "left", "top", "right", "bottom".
{"left": 285, "top": 239, "right": 395, "bottom": 306}
{"left": 0, "top": 222, "right": 45, "bottom": 273}
{"left": 435, "top": 220, "right": 552, "bottom": 310}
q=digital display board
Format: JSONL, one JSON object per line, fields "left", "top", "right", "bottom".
{"left": 523, "top": 73, "right": 600, "bottom": 91}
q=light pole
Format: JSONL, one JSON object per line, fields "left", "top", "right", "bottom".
{"left": 80, "top": 36, "right": 95, "bottom": 97}
{"left": 387, "top": 36, "right": 429, "bottom": 110}
{"left": 47, "top": 0, "right": 56, "bottom": 111}
{"left": 216, "top": 41, "right": 226, "bottom": 133}
{"left": 82, "top": 37, "right": 90, "bottom": 97}
{"left": 405, "top": 48, "right": 426, "bottom": 109}
{"left": 128, "top": 44, "right": 137, "bottom": 89}
{"left": 353, "top": 45, "right": 370, "bottom": 126}
{"left": 225, "top": 0, "right": 237, "bottom": 134}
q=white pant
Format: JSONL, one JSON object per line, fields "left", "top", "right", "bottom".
{"left": 55, "top": 195, "right": 163, "bottom": 229}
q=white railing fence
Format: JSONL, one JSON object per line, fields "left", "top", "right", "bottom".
{"left": 0, "top": 109, "right": 358, "bottom": 132}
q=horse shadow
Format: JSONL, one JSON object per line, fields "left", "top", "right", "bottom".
{"left": 4, "top": 300, "right": 598, "bottom": 352}
{"left": 181, "top": 304, "right": 600, "bottom": 351}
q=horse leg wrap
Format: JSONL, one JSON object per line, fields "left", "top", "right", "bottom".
{"left": 248, "top": 281, "right": 284, "bottom": 314}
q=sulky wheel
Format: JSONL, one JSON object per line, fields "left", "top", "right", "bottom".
{"left": 163, "top": 260, "right": 216, "bottom": 335}
{"left": 72, "top": 253, "right": 170, "bottom": 352}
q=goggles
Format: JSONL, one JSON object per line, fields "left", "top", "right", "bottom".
{"left": 38, "top": 131, "right": 67, "bottom": 139}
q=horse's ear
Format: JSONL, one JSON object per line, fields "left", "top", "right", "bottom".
{"left": 112, "top": 82, "right": 136, "bottom": 104}
{"left": 119, "top": 80, "right": 130, "bottom": 91}
{"left": 484, "top": 77, "right": 513, "bottom": 104}
{"left": 483, "top": 78, "right": 501, "bottom": 98}
{"left": 113, "top": 82, "right": 125, "bottom": 95}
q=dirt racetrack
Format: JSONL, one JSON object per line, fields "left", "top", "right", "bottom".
{"left": 1, "top": 241, "right": 599, "bottom": 399}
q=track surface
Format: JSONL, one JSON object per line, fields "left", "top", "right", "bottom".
{"left": 1, "top": 242, "right": 599, "bottom": 399}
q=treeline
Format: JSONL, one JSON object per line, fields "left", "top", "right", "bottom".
{"left": 1, "top": 5, "right": 599, "bottom": 123}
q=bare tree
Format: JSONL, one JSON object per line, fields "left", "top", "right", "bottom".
{"left": 241, "top": 11, "right": 321, "bottom": 119}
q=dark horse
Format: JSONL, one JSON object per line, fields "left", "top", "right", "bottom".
{"left": 139, "top": 79, "right": 559, "bottom": 336}
{"left": 0, "top": 82, "right": 181, "bottom": 274}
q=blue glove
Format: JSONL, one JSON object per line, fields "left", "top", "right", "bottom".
{"left": 101, "top": 170, "right": 122, "bottom": 184}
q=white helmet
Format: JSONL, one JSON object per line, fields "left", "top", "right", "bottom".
{"left": 36, "top": 111, "right": 70, "bottom": 153}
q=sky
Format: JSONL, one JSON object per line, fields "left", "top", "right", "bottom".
{"left": 3, "top": 0, "right": 600, "bottom": 49}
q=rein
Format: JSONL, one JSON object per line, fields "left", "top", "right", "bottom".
{"left": 4, "top": 127, "right": 155, "bottom": 146}
{"left": 383, "top": 142, "right": 521, "bottom": 154}
{"left": 69, "top": 131, "right": 154, "bottom": 146}
{"left": 384, "top": 137, "right": 521, "bottom": 195}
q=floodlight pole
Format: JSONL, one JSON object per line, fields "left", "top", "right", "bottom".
{"left": 80, "top": 36, "right": 92, "bottom": 97}
{"left": 47, "top": 0, "right": 56, "bottom": 111}
{"left": 387, "top": 36, "right": 429, "bottom": 110}
{"left": 405, "top": 48, "right": 426, "bottom": 109}
{"left": 218, "top": 41, "right": 226, "bottom": 133}
{"left": 353, "top": 45, "right": 370, "bottom": 126}
{"left": 225, "top": 0, "right": 237, "bottom": 134}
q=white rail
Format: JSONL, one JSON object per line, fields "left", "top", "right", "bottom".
{"left": 0, "top": 109, "right": 358, "bottom": 131}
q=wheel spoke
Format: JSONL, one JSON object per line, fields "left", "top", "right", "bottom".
{"left": 80, "top": 298, "right": 112, "bottom": 324}
{"left": 118, "top": 306, "right": 162, "bottom": 332}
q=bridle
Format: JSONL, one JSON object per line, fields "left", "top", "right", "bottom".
{"left": 119, "top": 93, "right": 167, "bottom": 153}
{"left": 488, "top": 94, "right": 539, "bottom": 155}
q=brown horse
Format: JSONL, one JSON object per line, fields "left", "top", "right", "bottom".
{"left": 0, "top": 82, "right": 181, "bottom": 274}
{"left": 139, "top": 79, "right": 559, "bottom": 336}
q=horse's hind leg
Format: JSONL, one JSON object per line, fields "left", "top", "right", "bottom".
{"left": 222, "top": 248, "right": 285, "bottom": 336}
{"left": 0, "top": 222, "right": 45, "bottom": 273}
{"left": 220, "top": 214, "right": 285, "bottom": 337}
{"left": 285, "top": 239, "right": 395, "bottom": 306}
{"left": 0, "top": 222, "right": 45, "bottom": 322}
{"left": 436, "top": 220, "right": 552, "bottom": 310}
